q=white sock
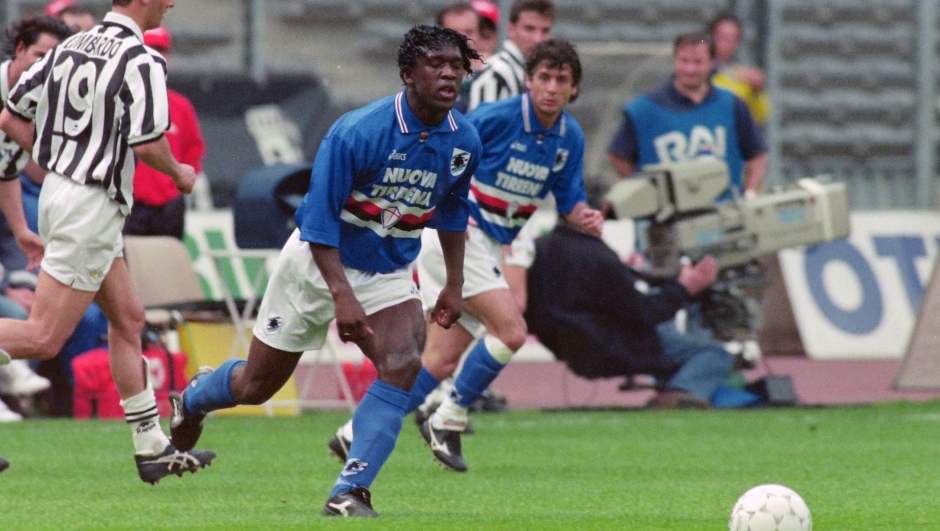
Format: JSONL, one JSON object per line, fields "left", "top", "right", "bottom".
{"left": 341, "top": 418, "right": 353, "bottom": 440}
{"left": 121, "top": 385, "right": 171, "bottom": 456}
{"left": 431, "top": 396, "right": 468, "bottom": 431}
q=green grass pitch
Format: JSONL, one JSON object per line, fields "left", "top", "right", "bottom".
{"left": 2, "top": 400, "right": 940, "bottom": 530}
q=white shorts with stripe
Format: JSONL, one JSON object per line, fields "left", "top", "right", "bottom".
{"left": 38, "top": 172, "right": 124, "bottom": 292}
{"left": 252, "top": 229, "right": 420, "bottom": 353}
{"left": 417, "top": 225, "right": 508, "bottom": 339}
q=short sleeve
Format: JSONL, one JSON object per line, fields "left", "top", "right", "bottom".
{"left": 123, "top": 52, "right": 169, "bottom": 146}
{"left": 297, "top": 133, "right": 359, "bottom": 247}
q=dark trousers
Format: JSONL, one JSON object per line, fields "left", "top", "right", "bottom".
{"left": 123, "top": 195, "right": 185, "bottom": 240}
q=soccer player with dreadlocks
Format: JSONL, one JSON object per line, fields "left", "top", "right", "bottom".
{"left": 168, "top": 25, "right": 483, "bottom": 517}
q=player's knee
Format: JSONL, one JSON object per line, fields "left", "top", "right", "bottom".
{"left": 110, "top": 305, "right": 146, "bottom": 342}
{"left": 496, "top": 322, "right": 528, "bottom": 352}
{"left": 31, "top": 330, "right": 65, "bottom": 361}
{"left": 376, "top": 351, "right": 422, "bottom": 389}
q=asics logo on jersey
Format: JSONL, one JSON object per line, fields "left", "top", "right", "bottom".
{"left": 341, "top": 459, "right": 369, "bottom": 477}
{"left": 388, "top": 150, "right": 407, "bottom": 161}
{"left": 510, "top": 141, "right": 527, "bottom": 152}
{"left": 654, "top": 125, "right": 727, "bottom": 163}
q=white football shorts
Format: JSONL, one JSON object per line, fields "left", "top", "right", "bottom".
{"left": 253, "top": 229, "right": 420, "bottom": 352}
{"left": 417, "top": 226, "right": 508, "bottom": 338}
{"left": 38, "top": 172, "right": 124, "bottom": 292}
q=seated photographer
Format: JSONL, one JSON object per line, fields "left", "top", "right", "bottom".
{"left": 523, "top": 215, "right": 747, "bottom": 409}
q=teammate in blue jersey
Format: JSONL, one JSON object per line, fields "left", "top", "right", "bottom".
{"left": 416, "top": 39, "right": 602, "bottom": 472}
{"left": 325, "top": 39, "right": 603, "bottom": 473}
{"left": 168, "top": 25, "right": 482, "bottom": 517}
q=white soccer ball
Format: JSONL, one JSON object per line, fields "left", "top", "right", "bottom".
{"left": 729, "top": 484, "right": 812, "bottom": 531}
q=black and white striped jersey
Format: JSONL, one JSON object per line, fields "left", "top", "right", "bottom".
{"left": 465, "top": 40, "right": 527, "bottom": 112}
{"left": 0, "top": 61, "right": 29, "bottom": 181}
{"left": 6, "top": 12, "right": 168, "bottom": 214}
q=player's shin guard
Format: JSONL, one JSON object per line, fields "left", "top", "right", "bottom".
{"left": 406, "top": 367, "right": 440, "bottom": 412}
{"left": 452, "top": 337, "right": 511, "bottom": 409}
{"left": 183, "top": 359, "right": 245, "bottom": 415}
{"left": 330, "top": 380, "right": 409, "bottom": 498}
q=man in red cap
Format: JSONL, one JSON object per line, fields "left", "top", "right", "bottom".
{"left": 44, "top": 0, "right": 75, "bottom": 17}
{"left": 470, "top": 0, "right": 499, "bottom": 59}
{"left": 125, "top": 25, "right": 205, "bottom": 240}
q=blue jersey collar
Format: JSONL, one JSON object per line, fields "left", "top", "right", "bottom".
{"left": 394, "top": 91, "right": 458, "bottom": 135}
{"left": 521, "top": 92, "right": 566, "bottom": 137}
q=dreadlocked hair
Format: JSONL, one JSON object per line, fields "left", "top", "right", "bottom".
{"left": 397, "top": 24, "right": 482, "bottom": 83}
{"left": 2, "top": 15, "right": 72, "bottom": 60}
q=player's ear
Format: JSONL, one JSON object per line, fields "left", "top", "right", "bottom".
{"left": 569, "top": 85, "right": 579, "bottom": 103}
{"left": 14, "top": 41, "right": 26, "bottom": 59}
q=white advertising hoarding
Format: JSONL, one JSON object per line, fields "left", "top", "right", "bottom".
{"left": 779, "top": 211, "right": 940, "bottom": 359}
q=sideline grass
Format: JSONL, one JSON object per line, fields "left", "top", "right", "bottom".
{"left": 2, "top": 401, "right": 940, "bottom": 530}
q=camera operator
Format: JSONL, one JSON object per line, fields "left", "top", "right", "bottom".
{"left": 523, "top": 197, "right": 755, "bottom": 409}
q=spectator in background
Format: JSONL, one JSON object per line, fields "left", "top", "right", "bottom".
{"left": 606, "top": 31, "right": 766, "bottom": 278}
{"left": 58, "top": 5, "right": 97, "bottom": 32}
{"left": 124, "top": 26, "right": 205, "bottom": 240}
{"left": 465, "top": 0, "right": 554, "bottom": 112}
{"left": 470, "top": 0, "right": 500, "bottom": 60}
{"left": 708, "top": 12, "right": 770, "bottom": 126}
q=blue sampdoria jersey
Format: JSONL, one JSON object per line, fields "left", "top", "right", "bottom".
{"left": 466, "top": 93, "right": 587, "bottom": 245}
{"left": 295, "top": 91, "right": 482, "bottom": 273}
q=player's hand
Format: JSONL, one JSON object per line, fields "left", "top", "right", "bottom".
{"left": 334, "top": 293, "right": 373, "bottom": 344}
{"left": 678, "top": 255, "right": 719, "bottom": 296}
{"left": 175, "top": 164, "right": 197, "bottom": 195}
{"left": 623, "top": 251, "right": 645, "bottom": 271}
{"left": 577, "top": 207, "right": 604, "bottom": 237}
{"left": 14, "top": 229, "right": 43, "bottom": 270}
{"left": 428, "top": 283, "right": 462, "bottom": 329}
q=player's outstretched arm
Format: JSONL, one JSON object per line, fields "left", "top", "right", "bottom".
{"left": 309, "top": 243, "right": 373, "bottom": 343}
{"left": 429, "top": 229, "right": 465, "bottom": 329}
{"left": 132, "top": 136, "right": 197, "bottom": 194}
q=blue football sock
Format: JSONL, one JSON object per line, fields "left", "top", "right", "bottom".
{"left": 452, "top": 339, "right": 506, "bottom": 409}
{"left": 406, "top": 367, "right": 440, "bottom": 413}
{"left": 330, "top": 379, "right": 409, "bottom": 498}
{"left": 183, "top": 359, "right": 245, "bottom": 416}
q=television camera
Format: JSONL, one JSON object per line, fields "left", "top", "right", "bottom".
{"left": 604, "top": 158, "right": 851, "bottom": 341}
